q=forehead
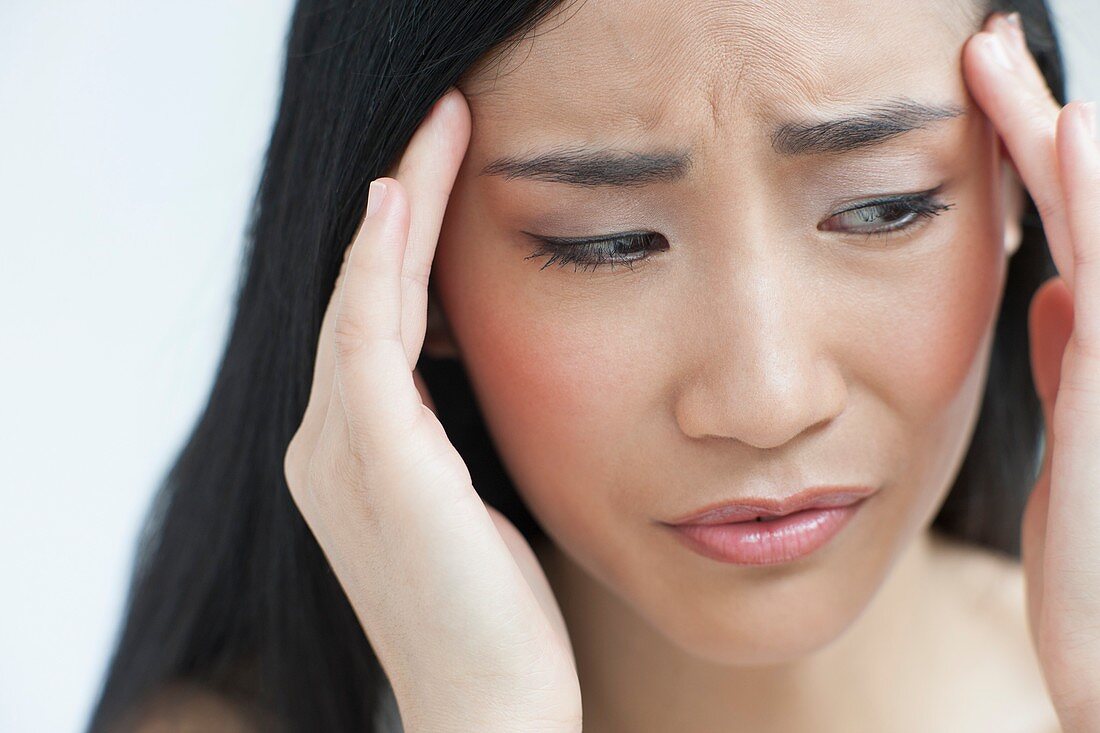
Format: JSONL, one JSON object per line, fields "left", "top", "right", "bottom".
{"left": 460, "top": 0, "right": 982, "bottom": 145}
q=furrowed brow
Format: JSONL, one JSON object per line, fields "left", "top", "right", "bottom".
{"left": 771, "top": 99, "right": 966, "bottom": 155}
{"left": 478, "top": 98, "right": 966, "bottom": 189}
{"left": 479, "top": 146, "right": 692, "bottom": 188}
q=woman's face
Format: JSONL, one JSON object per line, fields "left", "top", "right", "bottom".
{"left": 428, "top": 0, "right": 1022, "bottom": 663}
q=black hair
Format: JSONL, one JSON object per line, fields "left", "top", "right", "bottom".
{"left": 86, "top": 1, "right": 1066, "bottom": 731}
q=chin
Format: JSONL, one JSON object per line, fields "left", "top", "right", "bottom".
{"left": 661, "top": 597, "right": 871, "bottom": 667}
{"left": 608, "top": 512, "right": 898, "bottom": 667}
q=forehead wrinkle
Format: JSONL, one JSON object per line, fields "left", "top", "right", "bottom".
{"left": 462, "top": 0, "right": 785, "bottom": 136}
{"left": 461, "top": 0, "right": 979, "bottom": 161}
{"left": 643, "top": 0, "right": 879, "bottom": 134}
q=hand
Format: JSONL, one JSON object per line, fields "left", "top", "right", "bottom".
{"left": 964, "top": 13, "right": 1100, "bottom": 731}
{"left": 282, "top": 87, "right": 582, "bottom": 733}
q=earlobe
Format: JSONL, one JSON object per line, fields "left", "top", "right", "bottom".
{"left": 423, "top": 285, "right": 461, "bottom": 360}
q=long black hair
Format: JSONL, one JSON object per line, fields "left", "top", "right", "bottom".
{"left": 86, "top": 1, "right": 1066, "bottom": 731}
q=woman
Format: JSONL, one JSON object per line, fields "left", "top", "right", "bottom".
{"left": 87, "top": 0, "right": 1099, "bottom": 731}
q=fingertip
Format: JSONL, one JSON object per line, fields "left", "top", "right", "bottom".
{"left": 431, "top": 87, "right": 473, "bottom": 151}
{"left": 981, "top": 31, "right": 1015, "bottom": 73}
{"left": 438, "top": 86, "right": 470, "bottom": 120}
{"left": 370, "top": 176, "right": 410, "bottom": 221}
{"left": 435, "top": 86, "right": 465, "bottom": 117}
{"left": 979, "top": 9, "right": 1007, "bottom": 35}
{"left": 348, "top": 176, "right": 411, "bottom": 276}
{"left": 1055, "top": 102, "right": 1100, "bottom": 226}
{"left": 1057, "top": 101, "right": 1099, "bottom": 153}
{"left": 366, "top": 179, "right": 389, "bottom": 219}
{"left": 960, "top": 32, "right": 1005, "bottom": 104}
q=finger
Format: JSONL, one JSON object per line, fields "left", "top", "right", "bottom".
{"left": 1056, "top": 102, "right": 1100, "bottom": 345}
{"left": 1044, "top": 342, "right": 1100, "bottom": 704}
{"left": 333, "top": 177, "right": 423, "bottom": 440}
{"left": 1030, "top": 275, "right": 1100, "bottom": 705}
{"left": 301, "top": 240, "right": 359, "bottom": 444}
{"left": 962, "top": 14, "right": 1073, "bottom": 282}
{"left": 303, "top": 89, "right": 470, "bottom": 433}
{"left": 390, "top": 87, "right": 472, "bottom": 370}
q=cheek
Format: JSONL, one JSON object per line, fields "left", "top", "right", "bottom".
{"left": 431, "top": 230, "right": 656, "bottom": 536}
{"left": 855, "top": 127, "right": 1008, "bottom": 435}
{"left": 858, "top": 236, "right": 1003, "bottom": 426}
{"left": 838, "top": 184, "right": 1008, "bottom": 547}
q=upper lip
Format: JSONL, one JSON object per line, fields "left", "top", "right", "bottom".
{"left": 663, "top": 485, "right": 878, "bottom": 526}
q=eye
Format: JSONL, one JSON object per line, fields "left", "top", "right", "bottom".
{"left": 818, "top": 187, "right": 955, "bottom": 238}
{"left": 522, "top": 187, "right": 954, "bottom": 273}
{"left": 521, "top": 230, "right": 669, "bottom": 273}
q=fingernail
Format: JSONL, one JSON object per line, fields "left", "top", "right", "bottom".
{"left": 1004, "top": 12, "right": 1026, "bottom": 51}
{"left": 1081, "top": 102, "right": 1099, "bottom": 147}
{"left": 984, "top": 32, "right": 1014, "bottom": 72}
{"left": 992, "top": 15, "right": 1021, "bottom": 60}
{"left": 366, "top": 179, "right": 388, "bottom": 218}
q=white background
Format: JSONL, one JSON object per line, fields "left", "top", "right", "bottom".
{"left": 1, "top": 2, "right": 1097, "bottom": 731}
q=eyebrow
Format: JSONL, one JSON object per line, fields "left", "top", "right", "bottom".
{"left": 478, "top": 98, "right": 966, "bottom": 188}
{"left": 771, "top": 99, "right": 965, "bottom": 155}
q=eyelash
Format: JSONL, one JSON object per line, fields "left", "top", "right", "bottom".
{"left": 522, "top": 188, "right": 955, "bottom": 273}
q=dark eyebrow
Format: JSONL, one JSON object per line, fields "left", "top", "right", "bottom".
{"left": 478, "top": 98, "right": 966, "bottom": 189}
{"left": 480, "top": 146, "right": 691, "bottom": 188}
{"left": 771, "top": 99, "right": 966, "bottom": 155}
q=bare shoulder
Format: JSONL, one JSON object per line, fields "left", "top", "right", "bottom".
{"left": 928, "top": 530, "right": 1063, "bottom": 733}
{"left": 108, "top": 681, "right": 275, "bottom": 733}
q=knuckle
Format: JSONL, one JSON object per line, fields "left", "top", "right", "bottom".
{"left": 1015, "top": 91, "right": 1057, "bottom": 136}
{"left": 401, "top": 266, "right": 431, "bottom": 292}
{"left": 311, "top": 424, "right": 378, "bottom": 504}
{"left": 332, "top": 299, "right": 403, "bottom": 367}
{"left": 1052, "top": 388, "right": 1100, "bottom": 432}
{"left": 1074, "top": 245, "right": 1100, "bottom": 274}
{"left": 332, "top": 309, "right": 369, "bottom": 363}
{"left": 1071, "top": 329, "right": 1100, "bottom": 363}
{"left": 1031, "top": 193, "right": 1064, "bottom": 230}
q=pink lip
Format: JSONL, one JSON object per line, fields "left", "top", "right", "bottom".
{"left": 665, "top": 500, "right": 867, "bottom": 566}
{"left": 663, "top": 485, "right": 879, "bottom": 526}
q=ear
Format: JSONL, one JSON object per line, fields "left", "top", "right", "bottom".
{"left": 1000, "top": 152, "right": 1026, "bottom": 259}
{"left": 422, "top": 283, "right": 461, "bottom": 360}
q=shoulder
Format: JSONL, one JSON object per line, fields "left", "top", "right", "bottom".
{"left": 928, "top": 531, "right": 1063, "bottom": 732}
{"left": 107, "top": 681, "right": 274, "bottom": 733}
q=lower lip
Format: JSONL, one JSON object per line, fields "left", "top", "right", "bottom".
{"left": 665, "top": 501, "right": 865, "bottom": 566}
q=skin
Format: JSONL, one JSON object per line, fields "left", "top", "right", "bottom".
{"left": 418, "top": 0, "right": 1043, "bottom": 729}
{"left": 285, "top": 1, "right": 1099, "bottom": 732}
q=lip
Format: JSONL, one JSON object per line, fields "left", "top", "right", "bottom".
{"left": 664, "top": 499, "right": 868, "bottom": 566}
{"left": 662, "top": 485, "right": 879, "bottom": 526}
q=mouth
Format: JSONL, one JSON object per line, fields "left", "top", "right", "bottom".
{"left": 657, "top": 485, "right": 878, "bottom": 566}
{"left": 662, "top": 485, "right": 878, "bottom": 526}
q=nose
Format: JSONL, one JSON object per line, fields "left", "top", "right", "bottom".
{"left": 673, "top": 251, "right": 848, "bottom": 450}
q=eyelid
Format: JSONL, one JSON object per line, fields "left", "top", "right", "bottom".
{"left": 520, "top": 229, "right": 654, "bottom": 247}
{"left": 831, "top": 184, "right": 947, "bottom": 214}
{"left": 818, "top": 187, "right": 953, "bottom": 237}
